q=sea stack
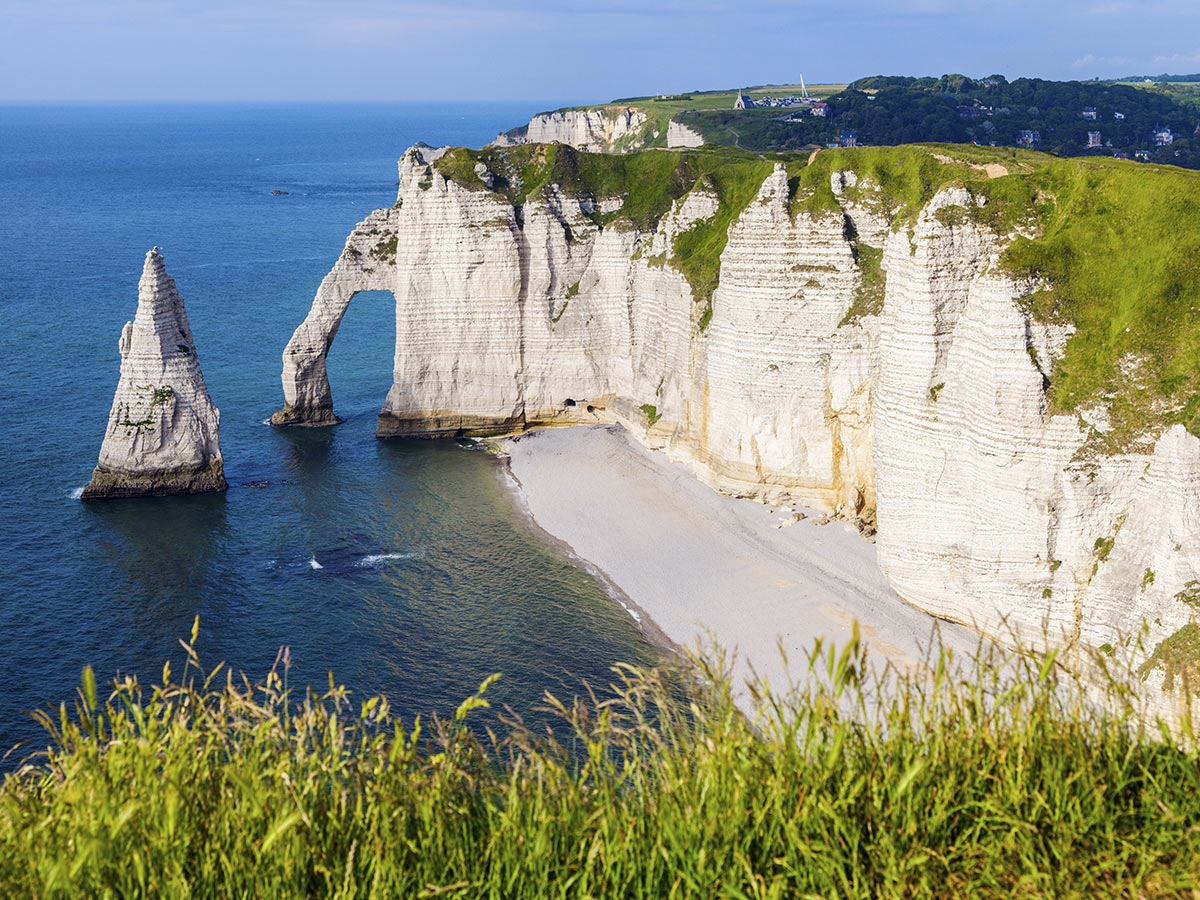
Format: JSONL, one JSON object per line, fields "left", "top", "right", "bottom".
{"left": 81, "top": 248, "right": 226, "bottom": 500}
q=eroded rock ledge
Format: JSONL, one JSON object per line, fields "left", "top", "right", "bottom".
{"left": 83, "top": 248, "right": 225, "bottom": 500}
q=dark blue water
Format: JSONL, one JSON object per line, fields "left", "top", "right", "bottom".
{"left": 0, "top": 104, "right": 657, "bottom": 763}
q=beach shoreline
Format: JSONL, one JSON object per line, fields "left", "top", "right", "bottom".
{"left": 497, "top": 424, "right": 978, "bottom": 704}
{"left": 499, "top": 454, "right": 679, "bottom": 654}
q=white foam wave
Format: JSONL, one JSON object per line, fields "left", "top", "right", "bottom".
{"left": 70, "top": 486, "right": 85, "bottom": 500}
{"left": 356, "top": 550, "right": 425, "bottom": 567}
{"left": 617, "top": 600, "right": 642, "bottom": 623}
{"left": 309, "top": 556, "right": 324, "bottom": 570}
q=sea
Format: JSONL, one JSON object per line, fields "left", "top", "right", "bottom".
{"left": 0, "top": 103, "right": 659, "bottom": 765}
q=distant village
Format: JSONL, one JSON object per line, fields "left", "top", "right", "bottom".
{"left": 732, "top": 81, "right": 856, "bottom": 147}
{"left": 733, "top": 84, "right": 1191, "bottom": 160}
{"left": 733, "top": 90, "right": 827, "bottom": 115}
{"left": 1012, "top": 108, "right": 1181, "bottom": 159}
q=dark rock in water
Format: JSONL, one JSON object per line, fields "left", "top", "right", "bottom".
{"left": 82, "top": 248, "right": 226, "bottom": 500}
{"left": 271, "top": 190, "right": 288, "bottom": 195}
{"left": 83, "top": 462, "right": 226, "bottom": 500}
{"left": 270, "top": 403, "right": 341, "bottom": 427}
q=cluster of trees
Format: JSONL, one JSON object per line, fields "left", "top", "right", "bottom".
{"left": 677, "top": 75, "right": 1199, "bottom": 169}
{"left": 1115, "top": 73, "right": 1200, "bottom": 83}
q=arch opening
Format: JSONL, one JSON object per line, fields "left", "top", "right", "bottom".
{"left": 323, "top": 290, "right": 398, "bottom": 422}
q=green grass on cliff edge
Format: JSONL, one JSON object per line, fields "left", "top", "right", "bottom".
{"left": 436, "top": 143, "right": 773, "bottom": 309}
{"left": 5, "top": 624, "right": 1200, "bottom": 897}
{"left": 1003, "top": 157, "right": 1200, "bottom": 449}
{"left": 774, "top": 143, "right": 1200, "bottom": 447}
{"left": 437, "top": 142, "right": 1200, "bottom": 447}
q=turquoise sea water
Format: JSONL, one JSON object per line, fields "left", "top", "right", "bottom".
{"left": 0, "top": 103, "right": 657, "bottom": 764}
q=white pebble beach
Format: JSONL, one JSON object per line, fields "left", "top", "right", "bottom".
{"left": 502, "top": 424, "right": 980, "bottom": 706}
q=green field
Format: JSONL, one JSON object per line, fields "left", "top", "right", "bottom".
{"left": 614, "top": 82, "right": 845, "bottom": 109}
{"left": 1117, "top": 80, "right": 1200, "bottom": 112}
{"left": 634, "top": 85, "right": 846, "bottom": 148}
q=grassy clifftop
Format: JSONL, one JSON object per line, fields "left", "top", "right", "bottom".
{"left": 4, "top": 630, "right": 1200, "bottom": 896}
{"left": 434, "top": 142, "right": 1200, "bottom": 447}
{"left": 799, "top": 145, "right": 1200, "bottom": 447}
{"left": 435, "top": 144, "right": 774, "bottom": 312}
{"left": 1002, "top": 155, "right": 1200, "bottom": 448}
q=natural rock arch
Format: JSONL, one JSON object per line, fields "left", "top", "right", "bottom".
{"left": 273, "top": 142, "right": 1200, "bottom": 721}
{"left": 271, "top": 209, "right": 399, "bottom": 427}
{"left": 273, "top": 144, "right": 539, "bottom": 439}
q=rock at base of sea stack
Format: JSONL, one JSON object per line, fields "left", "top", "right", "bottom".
{"left": 81, "top": 248, "right": 227, "bottom": 500}
{"left": 269, "top": 403, "right": 341, "bottom": 427}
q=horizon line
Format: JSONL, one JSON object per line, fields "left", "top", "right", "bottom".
{"left": 0, "top": 98, "right": 584, "bottom": 106}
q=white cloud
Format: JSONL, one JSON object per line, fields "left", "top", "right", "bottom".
{"left": 1151, "top": 48, "right": 1200, "bottom": 68}
{"left": 313, "top": 8, "right": 549, "bottom": 45}
{"left": 1071, "top": 47, "right": 1200, "bottom": 74}
{"left": 1071, "top": 53, "right": 1132, "bottom": 69}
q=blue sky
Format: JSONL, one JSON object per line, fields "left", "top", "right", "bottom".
{"left": 2, "top": 0, "right": 1199, "bottom": 102}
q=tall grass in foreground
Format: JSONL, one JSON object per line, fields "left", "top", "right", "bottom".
{"left": 2, "top": 623, "right": 1200, "bottom": 899}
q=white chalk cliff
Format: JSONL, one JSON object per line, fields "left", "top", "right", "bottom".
{"left": 274, "top": 146, "right": 1200, "bottom": 696}
{"left": 495, "top": 107, "right": 706, "bottom": 152}
{"left": 493, "top": 107, "right": 650, "bottom": 152}
{"left": 83, "top": 248, "right": 225, "bottom": 499}
{"left": 666, "top": 120, "right": 705, "bottom": 148}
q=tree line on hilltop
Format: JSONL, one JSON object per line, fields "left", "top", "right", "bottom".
{"left": 675, "top": 75, "right": 1199, "bottom": 167}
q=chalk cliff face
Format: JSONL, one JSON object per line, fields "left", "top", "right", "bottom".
{"left": 865, "top": 195, "right": 1200, "bottom": 659}
{"left": 493, "top": 108, "right": 650, "bottom": 152}
{"left": 83, "top": 249, "right": 225, "bottom": 499}
{"left": 495, "top": 108, "right": 705, "bottom": 152}
{"left": 274, "top": 145, "right": 1200, "bottom": 683}
{"left": 666, "top": 120, "right": 705, "bottom": 148}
